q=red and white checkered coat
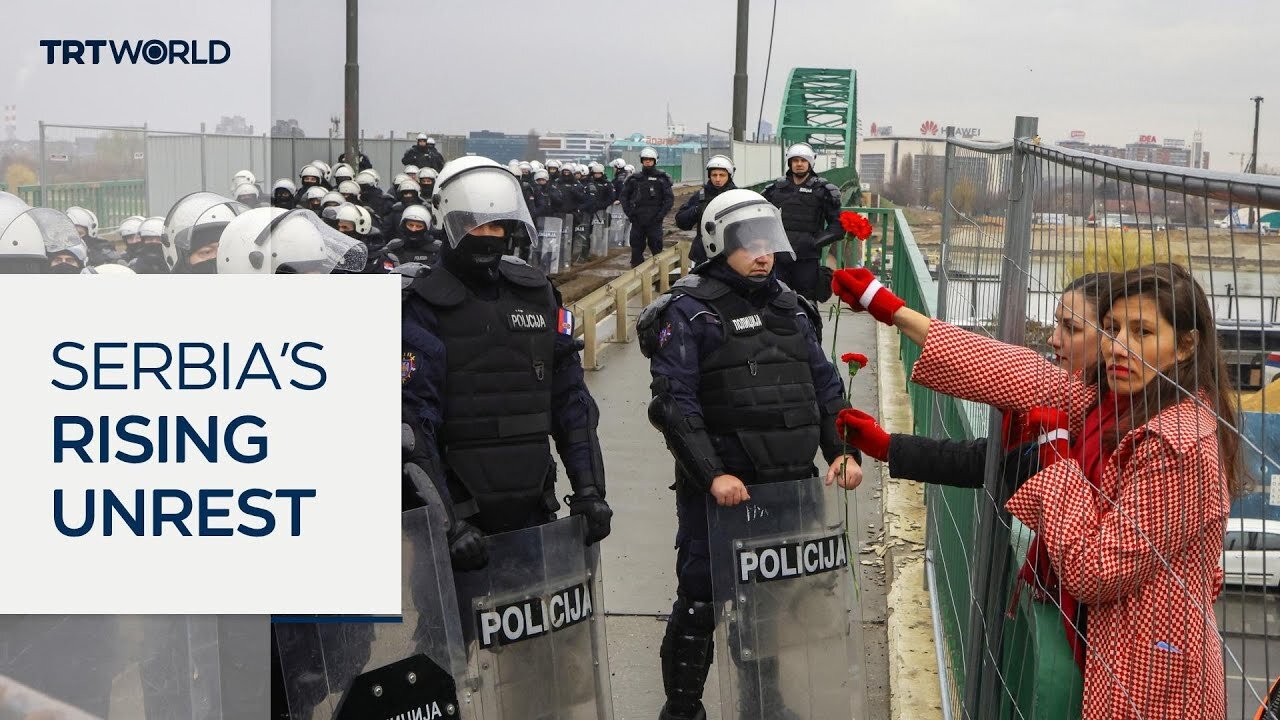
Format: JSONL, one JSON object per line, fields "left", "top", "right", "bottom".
{"left": 911, "top": 321, "right": 1229, "bottom": 720}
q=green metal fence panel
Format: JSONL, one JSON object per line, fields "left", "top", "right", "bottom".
{"left": 17, "top": 180, "right": 146, "bottom": 231}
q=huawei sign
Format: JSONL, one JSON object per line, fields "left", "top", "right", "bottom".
{"left": 920, "top": 121, "right": 939, "bottom": 136}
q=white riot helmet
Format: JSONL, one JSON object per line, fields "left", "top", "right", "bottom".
{"left": 302, "top": 186, "right": 327, "bottom": 202}
{"left": 417, "top": 133, "right": 428, "bottom": 141}
{"left": 404, "top": 164, "right": 421, "bottom": 177}
{"left": 418, "top": 168, "right": 439, "bottom": 182}
{"left": 400, "top": 204, "right": 432, "bottom": 230}
{"left": 508, "top": 159, "right": 522, "bottom": 176}
{"left": 785, "top": 142, "right": 817, "bottom": 166}
{"left": 118, "top": 215, "right": 146, "bottom": 240}
{"left": 624, "top": 164, "right": 635, "bottom": 174}
{"left": 333, "top": 164, "right": 356, "bottom": 183}
{"left": 272, "top": 178, "right": 298, "bottom": 195}
{"left": 82, "top": 263, "right": 136, "bottom": 275}
{"left": 588, "top": 161, "right": 604, "bottom": 175}
{"left": 706, "top": 154, "right": 735, "bottom": 175}
{"left": 426, "top": 137, "right": 436, "bottom": 145}
{"left": 337, "top": 180, "right": 361, "bottom": 198}
{"left": 217, "top": 207, "right": 367, "bottom": 274}
{"left": 165, "top": 192, "right": 250, "bottom": 270}
{"left": 397, "top": 179, "right": 421, "bottom": 197}
{"left": 518, "top": 161, "right": 532, "bottom": 174}
{"left": 698, "top": 189, "right": 795, "bottom": 262}
{"left": 533, "top": 169, "right": 550, "bottom": 182}
{"left": 321, "top": 191, "right": 345, "bottom": 208}
{"left": 234, "top": 183, "right": 260, "bottom": 204}
{"left": 139, "top": 216, "right": 166, "bottom": 240}
{"left": 231, "top": 170, "right": 256, "bottom": 191}
{"left": 610, "top": 158, "right": 626, "bottom": 170}
{"left": 640, "top": 147, "right": 659, "bottom": 161}
{"left": 546, "top": 159, "right": 561, "bottom": 171}
{"left": 529, "top": 160, "right": 544, "bottom": 171}
{"left": 313, "top": 161, "right": 333, "bottom": 183}
{"left": 1, "top": 208, "right": 81, "bottom": 272}
{"left": 432, "top": 156, "right": 536, "bottom": 250}
{"left": 335, "top": 203, "right": 372, "bottom": 236}
{"left": 392, "top": 173, "right": 410, "bottom": 187}
{"left": 355, "top": 170, "right": 378, "bottom": 188}
{"left": 66, "top": 206, "right": 99, "bottom": 237}
{"left": 299, "top": 164, "right": 324, "bottom": 184}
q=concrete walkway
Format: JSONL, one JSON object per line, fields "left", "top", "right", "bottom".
{"left": 583, "top": 293, "right": 894, "bottom": 719}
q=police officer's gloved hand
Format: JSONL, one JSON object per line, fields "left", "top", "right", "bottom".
{"left": 448, "top": 520, "right": 488, "bottom": 571}
{"left": 831, "top": 267, "right": 905, "bottom": 325}
{"left": 566, "top": 488, "right": 613, "bottom": 545}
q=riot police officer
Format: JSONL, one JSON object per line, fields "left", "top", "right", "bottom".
{"left": 129, "top": 217, "right": 173, "bottom": 274}
{"left": 417, "top": 167, "right": 438, "bottom": 201}
{"left": 620, "top": 147, "right": 674, "bottom": 267}
{"left": 65, "top": 206, "right": 122, "bottom": 266}
{"left": 270, "top": 179, "right": 298, "bottom": 210}
{"left": 761, "top": 142, "right": 842, "bottom": 302}
{"left": 638, "top": 189, "right": 862, "bottom": 720}
{"left": 675, "top": 154, "right": 737, "bottom": 266}
{"left": 402, "top": 133, "right": 432, "bottom": 169}
{"left": 392, "top": 204, "right": 439, "bottom": 266}
{"left": 401, "top": 156, "right": 612, "bottom": 571}
{"left": 610, "top": 158, "right": 628, "bottom": 201}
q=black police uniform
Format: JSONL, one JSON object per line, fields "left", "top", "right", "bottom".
{"left": 674, "top": 179, "right": 737, "bottom": 266}
{"left": 401, "top": 256, "right": 609, "bottom": 542}
{"left": 761, "top": 172, "right": 842, "bottom": 302}
{"left": 638, "top": 260, "right": 855, "bottom": 719}
{"left": 402, "top": 144, "right": 432, "bottom": 169}
{"left": 620, "top": 166, "right": 674, "bottom": 267}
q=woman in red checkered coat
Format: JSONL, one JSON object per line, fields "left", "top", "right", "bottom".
{"left": 834, "top": 263, "right": 1242, "bottom": 720}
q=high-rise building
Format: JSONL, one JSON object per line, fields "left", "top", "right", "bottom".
{"left": 466, "top": 130, "right": 527, "bottom": 162}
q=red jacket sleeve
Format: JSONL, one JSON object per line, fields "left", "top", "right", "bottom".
{"left": 1005, "top": 436, "right": 1221, "bottom": 605}
{"left": 909, "top": 321, "right": 1096, "bottom": 433}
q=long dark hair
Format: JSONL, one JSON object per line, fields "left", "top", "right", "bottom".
{"left": 1098, "top": 263, "right": 1243, "bottom": 496}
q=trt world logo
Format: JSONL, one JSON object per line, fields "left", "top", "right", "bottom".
{"left": 40, "top": 40, "right": 230, "bottom": 65}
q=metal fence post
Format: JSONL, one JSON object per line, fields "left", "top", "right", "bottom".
{"left": 142, "top": 123, "right": 150, "bottom": 216}
{"left": 199, "top": 123, "right": 208, "bottom": 192}
{"left": 290, "top": 136, "right": 297, "bottom": 181}
{"left": 961, "top": 115, "right": 1038, "bottom": 719}
{"left": 937, "top": 126, "right": 956, "bottom": 322}
{"left": 38, "top": 121, "right": 47, "bottom": 206}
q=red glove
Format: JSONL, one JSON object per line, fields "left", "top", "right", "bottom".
{"left": 1005, "top": 407, "right": 1070, "bottom": 469}
{"left": 832, "top": 268, "right": 905, "bottom": 325}
{"left": 835, "top": 408, "right": 890, "bottom": 461}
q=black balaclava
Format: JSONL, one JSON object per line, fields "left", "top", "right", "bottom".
{"left": 400, "top": 192, "right": 421, "bottom": 207}
{"left": 131, "top": 241, "right": 170, "bottom": 274}
{"left": 399, "top": 221, "right": 427, "bottom": 247}
{"left": 441, "top": 227, "right": 508, "bottom": 286}
{"left": 48, "top": 261, "right": 82, "bottom": 274}
{"left": 272, "top": 192, "right": 296, "bottom": 210}
{"left": 641, "top": 162, "right": 656, "bottom": 176}
{"left": 418, "top": 182, "right": 434, "bottom": 199}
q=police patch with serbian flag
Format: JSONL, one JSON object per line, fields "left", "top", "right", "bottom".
{"left": 557, "top": 307, "right": 575, "bottom": 336}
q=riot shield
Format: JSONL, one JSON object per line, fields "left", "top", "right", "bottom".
{"left": 559, "top": 214, "right": 574, "bottom": 273}
{"left": 453, "top": 516, "right": 614, "bottom": 720}
{"left": 273, "top": 506, "right": 465, "bottom": 720}
{"left": 534, "top": 216, "right": 562, "bottom": 274}
{"left": 0, "top": 615, "right": 268, "bottom": 719}
{"left": 706, "top": 476, "right": 866, "bottom": 720}
{"left": 607, "top": 205, "right": 629, "bottom": 248}
{"left": 589, "top": 210, "right": 609, "bottom": 259}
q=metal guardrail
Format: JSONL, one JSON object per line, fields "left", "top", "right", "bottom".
{"left": 566, "top": 243, "right": 691, "bottom": 369}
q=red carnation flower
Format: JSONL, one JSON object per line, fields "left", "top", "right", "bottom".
{"left": 838, "top": 211, "right": 873, "bottom": 240}
{"left": 841, "top": 352, "right": 868, "bottom": 377}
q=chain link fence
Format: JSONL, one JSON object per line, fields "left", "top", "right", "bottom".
{"left": 917, "top": 118, "right": 1280, "bottom": 720}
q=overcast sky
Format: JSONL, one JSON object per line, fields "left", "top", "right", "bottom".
{"left": 3, "top": 0, "right": 1278, "bottom": 167}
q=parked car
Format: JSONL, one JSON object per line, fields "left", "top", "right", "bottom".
{"left": 1222, "top": 517, "right": 1280, "bottom": 588}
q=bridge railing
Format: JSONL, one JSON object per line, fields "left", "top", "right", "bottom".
{"left": 903, "top": 117, "right": 1280, "bottom": 720}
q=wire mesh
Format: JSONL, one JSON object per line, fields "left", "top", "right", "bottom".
{"left": 922, "top": 122, "right": 1280, "bottom": 719}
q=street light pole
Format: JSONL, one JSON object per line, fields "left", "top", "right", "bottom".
{"left": 344, "top": 0, "right": 359, "bottom": 165}
{"left": 1249, "top": 96, "right": 1263, "bottom": 227}
{"left": 731, "top": 0, "right": 749, "bottom": 142}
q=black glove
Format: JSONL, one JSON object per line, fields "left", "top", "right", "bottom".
{"left": 813, "top": 265, "right": 835, "bottom": 302}
{"left": 448, "top": 519, "right": 488, "bottom": 571}
{"left": 566, "top": 488, "right": 613, "bottom": 545}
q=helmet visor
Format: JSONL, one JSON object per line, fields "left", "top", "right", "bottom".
{"left": 436, "top": 167, "right": 535, "bottom": 248}
{"left": 258, "top": 210, "right": 368, "bottom": 274}
{"left": 719, "top": 215, "right": 795, "bottom": 262}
